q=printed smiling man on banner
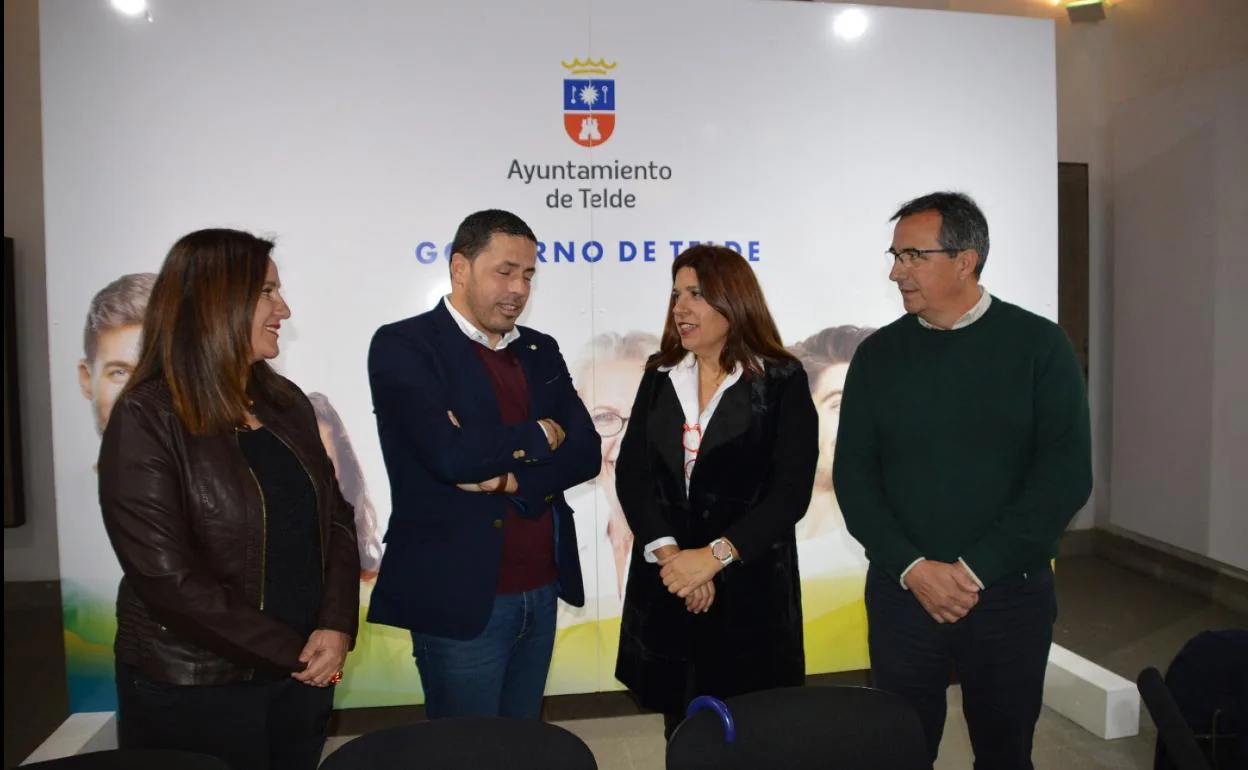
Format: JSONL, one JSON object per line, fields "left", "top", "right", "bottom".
{"left": 834, "top": 192, "right": 1092, "bottom": 769}
{"left": 80, "top": 273, "right": 157, "bottom": 442}
{"left": 366, "top": 208, "right": 600, "bottom": 719}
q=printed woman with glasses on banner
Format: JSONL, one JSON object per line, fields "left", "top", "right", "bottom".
{"left": 612, "top": 244, "right": 819, "bottom": 740}
{"left": 570, "top": 332, "right": 661, "bottom": 607}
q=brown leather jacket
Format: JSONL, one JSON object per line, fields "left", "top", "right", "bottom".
{"left": 98, "top": 377, "right": 360, "bottom": 686}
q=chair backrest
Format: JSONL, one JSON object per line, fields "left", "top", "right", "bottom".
{"left": 319, "top": 717, "right": 598, "bottom": 770}
{"left": 666, "top": 685, "right": 928, "bottom": 770}
{"left": 1155, "top": 629, "right": 1248, "bottom": 770}
{"left": 1138, "top": 667, "right": 1213, "bottom": 770}
{"left": 22, "top": 749, "right": 232, "bottom": 770}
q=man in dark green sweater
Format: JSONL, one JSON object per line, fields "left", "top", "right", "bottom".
{"left": 833, "top": 192, "right": 1092, "bottom": 769}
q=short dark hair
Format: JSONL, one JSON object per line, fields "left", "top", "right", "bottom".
{"left": 450, "top": 209, "right": 538, "bottom": 262}
{"left": 890, "top": 192, "right": 990, "bottom": 277}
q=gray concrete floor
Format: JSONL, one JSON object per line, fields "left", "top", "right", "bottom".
{"left": 7, "top": 555, "right": 1247, "bottom": 768}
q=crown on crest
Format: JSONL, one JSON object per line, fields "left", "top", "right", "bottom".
{"left": 561, "top": 58, "right": 617, "bottom": 76}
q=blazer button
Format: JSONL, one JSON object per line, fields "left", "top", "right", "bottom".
{"left": 494, "top": 519, "right": 504, "bottom": 528}
{"left": 702, "top": 510, "right": 711, "bottom": 520}
{"left": 545, "top": 495, "right": 554, "bottom": 503}
{"left": 513, "top": 449, "right": 526, "bottom": 459}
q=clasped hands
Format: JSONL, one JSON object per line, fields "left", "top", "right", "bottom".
{"left": 655, "top": 544, "right": 726, "bottom": 615}
{"left": 291, "top": 629, "right": 350, "bottom": 688}
{"left": 903, "top": 559, "right": 982, "bottom": 624}
{"left": 447, "top": 411, "right": 564, "bottom": 494}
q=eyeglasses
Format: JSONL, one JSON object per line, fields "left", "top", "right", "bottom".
{"left": 592, "top": 409, "right": 630, "bottom": 438}
{"left": 682, "top": 423, "right": 703, "bottom": 480}
{"left": 886, "top": 247, "right": 962, "bottom": 268}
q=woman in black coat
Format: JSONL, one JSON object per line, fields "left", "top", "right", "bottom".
{"left": 613, "top": 245, "right": 819, "bottom": 739}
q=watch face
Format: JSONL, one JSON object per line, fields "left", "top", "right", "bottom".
{"left": 712, "top": 541, "right": 730, "bottom": 560}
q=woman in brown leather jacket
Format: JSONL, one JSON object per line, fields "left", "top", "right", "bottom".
{"left": 97, "top": 229, "right": 360, "bottom": 770}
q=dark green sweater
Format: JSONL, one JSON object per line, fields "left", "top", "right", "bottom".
{"left": 833, "top": 298, "right": 1092, "bottom": 588}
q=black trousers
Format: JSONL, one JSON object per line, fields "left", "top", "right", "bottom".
{"left": 865, "top": 564, "right": 1056, "bottom": 770}
{"left": 116, "top": 663, "right": 335, "bottom": 770}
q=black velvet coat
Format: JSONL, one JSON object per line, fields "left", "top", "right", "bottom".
{"left": 613, "top": 358, "right": 819, "bottom": 713}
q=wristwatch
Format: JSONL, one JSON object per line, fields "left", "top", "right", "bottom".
{"left": 709, "top": 538, "right": 736, "bottom": 567}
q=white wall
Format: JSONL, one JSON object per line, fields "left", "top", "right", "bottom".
{"left": 4, "top": 0, "right": 60, "bottom": 582}
{"left": 1108, "top": 0, "right": 1248, "bottom": 570}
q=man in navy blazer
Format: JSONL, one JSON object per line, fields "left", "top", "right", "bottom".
{"left": 367, "top": 209, "right": 600, "bottom": 719}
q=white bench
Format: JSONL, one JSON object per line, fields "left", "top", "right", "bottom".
{"left": 1043, "top": 643, "right": 1141, "bottom": 739}
{"left": 21, "top": 713, "right": 117, "bottom": 765}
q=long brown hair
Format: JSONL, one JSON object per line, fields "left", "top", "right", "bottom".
{"left": 650, "top": 245, "right": 796, "bottom": 375}
{"left": 126, "top": 228, "right": 293, "bottom": 434}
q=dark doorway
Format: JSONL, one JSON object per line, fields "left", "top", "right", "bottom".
{"left": 1058, "top": 163, "right": 1090, "bottom": 380}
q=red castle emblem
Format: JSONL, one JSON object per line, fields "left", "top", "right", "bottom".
{"left": 562, "top": 59, "right": 617, "bottom": 147}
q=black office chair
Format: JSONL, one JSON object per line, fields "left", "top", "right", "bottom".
{"left": 666, "top": 685, "right": 929, "bottom": 769}
{"left": 1148, "top": 629, "right": 1248, "bottom": 770}
{"left": 319, "top": 717, "right": 598, "bottom": 770}
{"left": 1138, "top": 667, "right": 1213, "bottom": 770}
{"left": 23, "top": 749, "right": 232, "bottom": 769}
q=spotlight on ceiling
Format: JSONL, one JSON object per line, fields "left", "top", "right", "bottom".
{"left": 109, "top": 0, "right": 149, "bottom": 18}
{"left": 832, "top": 9, "right": 870, "bottom": 42}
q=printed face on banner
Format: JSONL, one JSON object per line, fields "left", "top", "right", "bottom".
{"left": 811, "top": 362, "right": 849, "bottom": 493}
{"left": 569, "top": 331, "right": 660, "bottom": 603}
{"left": 78, "top": 272, "right": 156, "bottom": 439}
{"left": 562, "top": 59, "right": 616, "bottom": 147}
{"left": 590, "top": 358, "right": 645, "bottom": 597}
{"left": 78, "top": 325, "right": 142, "bottom": 437}
{"left": 789, "top": 326, "right": 875, "bottom": 543}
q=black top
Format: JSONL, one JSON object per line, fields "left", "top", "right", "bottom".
{"left": 237, "top": 426, "right": 322, "bottom": 641}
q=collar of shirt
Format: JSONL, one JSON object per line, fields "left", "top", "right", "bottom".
{"left": 660, "top": 352, "right": 745, "bottom": 487}
{"left": 443, "top": 296, "right": 521, "bottom": 350}
{"left": 917, "top": 285, "right": 993, "bottom": 330}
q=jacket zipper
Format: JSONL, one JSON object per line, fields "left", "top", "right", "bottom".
{"left": 237, "top": 433, "right": 269, "bottom": 611}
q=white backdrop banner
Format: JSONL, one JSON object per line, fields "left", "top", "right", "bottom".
{"left": 39, "top": 0, "right": 1057, "bottom": 711}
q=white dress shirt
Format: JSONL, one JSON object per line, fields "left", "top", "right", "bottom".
{"left": 443, "top": 296, "right": 520, "bottom": 350}
{"left": 641, "top": 352, "right": 745, "bottom": 563}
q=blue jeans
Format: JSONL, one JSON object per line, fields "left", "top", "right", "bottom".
{"left": 412, "top": 583, "right": 557, "bottom": 720}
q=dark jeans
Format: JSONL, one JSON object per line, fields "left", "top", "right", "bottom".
{"left": 116, "top": 663, "right": 334, "bottom": 770}
{"left": 411, "top": 582, "right": 557, "bottom": 720}
{"left": 865, "top": 564, "right": 1056, "bottom": 770}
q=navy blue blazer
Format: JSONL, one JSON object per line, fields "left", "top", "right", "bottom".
{"left": 365, "top": 302, "right": 599, "bottom": 640}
